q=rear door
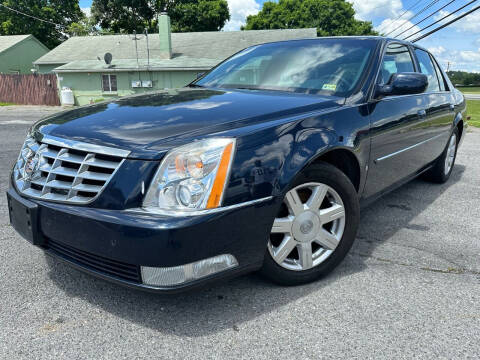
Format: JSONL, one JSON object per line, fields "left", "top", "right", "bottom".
{"left": 413, "top": 48, "right": 454, "bottom": 163}
{"left": 364, "top": 42, "right": 428, "bottom": 198}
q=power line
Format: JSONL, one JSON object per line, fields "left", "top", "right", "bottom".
{"left": 412, "top": 3, "right": 480, "bottom": 42}
{"left": 394, "top": 0, "right": 458, "bottom": 38}
{"left": 378, "top": 0, "right": 424, "bottom": 35}
{"left": 403, "top": 0, "right": 477, "bottom": 40}
{"left": 0, "top": 3, "right": 66, "bottom": 29}
{"left": 385, "top": 0, "right": 440, "bottom": 37}
{"left": 387, "top": 0, "right": 441, "bottom": 37}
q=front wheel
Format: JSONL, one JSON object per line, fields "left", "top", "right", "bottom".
{"left": 261, "top": 162, "right": 360, "bottom": 286}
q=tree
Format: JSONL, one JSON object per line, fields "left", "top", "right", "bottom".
{"left": 0, "top": 0, "right": 85, "bottom": 48}
{"left": 447, "top": 70, "right": 480, "bottom": 86}
{"left": 66, "top": 17, "right": 98, "bottom": 37}
{"left": 169, "top": 0, "right": 230, "bottom": 32}
{"left": 242, "top": 0, "right": 377, "bottom": 37}
{"left": 91, "top": 0, "right": 230, "bottom": 34}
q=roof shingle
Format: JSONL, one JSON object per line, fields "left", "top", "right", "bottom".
{"left": 0, "top": 35, "right": 31, "bottom": 54}
{"left": 34, "top": 28, "right": 317, "bottom": 65}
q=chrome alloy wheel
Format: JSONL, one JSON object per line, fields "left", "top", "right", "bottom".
{"left": 444, "top": 133, "right": 457, "bottom": 175}
{"left": 268, "top": 182, "right": 346, "bottom": 271}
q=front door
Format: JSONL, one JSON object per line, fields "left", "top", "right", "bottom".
{"left": 363, "top": 42, "right": 428, "bottom": 198}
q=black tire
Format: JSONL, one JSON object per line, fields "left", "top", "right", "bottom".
{"left": 260, "top": 162, "right": 360, "bottom": 286}
{"left": 424, "top": 128, "right": 459, "bottom": 184}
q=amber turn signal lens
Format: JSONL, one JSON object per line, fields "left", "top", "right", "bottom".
{"left": 206, "top": 142, "right": 233, "bottom": 209}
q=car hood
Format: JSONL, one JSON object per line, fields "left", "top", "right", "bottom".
{"left": 33, "top": 88, "right": 342, "bottom": 159}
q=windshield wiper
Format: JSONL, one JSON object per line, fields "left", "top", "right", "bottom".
{"left": 230, "top": 86, "right": 255, "bottom": 90}
{"left": 233, "top": 86, "right": 291, "bottom": 93}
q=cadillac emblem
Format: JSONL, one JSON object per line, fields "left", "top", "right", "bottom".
{"left": 23, "top": 149, "right": 41, "bottom": 179}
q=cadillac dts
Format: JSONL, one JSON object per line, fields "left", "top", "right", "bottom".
{"left": 7, "top": 37, "right": 466, "bottom": 292}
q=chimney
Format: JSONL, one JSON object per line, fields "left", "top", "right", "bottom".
{"left": 158, "top": 13, "right": 172, "bottom": 59}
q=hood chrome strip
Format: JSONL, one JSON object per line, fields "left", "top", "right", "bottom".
{"left": 35, "top": 132, "right": 131, "bottom": 158}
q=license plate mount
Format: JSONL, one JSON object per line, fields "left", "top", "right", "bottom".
{"left": 7, "top": 189, "right": 44, "bottom": 246}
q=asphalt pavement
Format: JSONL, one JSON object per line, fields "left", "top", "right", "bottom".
{"left": 1, "top": 106, "right": 479, "bottom": 359}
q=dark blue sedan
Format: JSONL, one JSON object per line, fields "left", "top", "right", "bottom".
{"left": 7, "top": 37, "right": 466, "bottom": 292}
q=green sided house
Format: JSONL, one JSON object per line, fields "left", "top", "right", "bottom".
{"left": 0, "top": 35, "right": 49, "bottom": 74}
{"left": 33, "top": 15, "right": 316, "bottom": 105}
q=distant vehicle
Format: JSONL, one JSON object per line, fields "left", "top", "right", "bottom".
{"left": 8, "top": 37, "right": 466, "bottom": 292}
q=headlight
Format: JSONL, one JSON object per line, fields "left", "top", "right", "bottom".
{"left": 143, "top": 138, "right": 235, "bottom": 212}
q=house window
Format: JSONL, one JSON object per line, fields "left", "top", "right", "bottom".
{"left": 102, "top": 74, "right": 117, "bottom": 92}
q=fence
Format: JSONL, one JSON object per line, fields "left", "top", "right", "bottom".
{"left": 0, "top": 74, "right": 60, "bottom": 106}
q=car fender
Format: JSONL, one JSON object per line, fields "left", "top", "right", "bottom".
{"left": 222, "top": 105, "right": 371, "bottom": 207}
{"left": 275, "top": 127, "right": 340, "bottom": 195}
{"left": 275, "top": 106, "right": 370, "bottom": 199}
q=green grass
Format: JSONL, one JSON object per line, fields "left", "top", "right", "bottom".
{"left": 0, "top": 102, "right": 16, "bottom": 106}
{"left": 457, "top": 86, "right": 480, "bottom": 94}
{"left": 467, "top": 100, "right": 480, "bottom": 128}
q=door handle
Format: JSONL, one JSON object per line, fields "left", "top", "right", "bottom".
{"left": 417, "top": 109, "right": 427, "bottom": 118}
{"left": 450, "top": 104, "right": 455, "bottom": 111}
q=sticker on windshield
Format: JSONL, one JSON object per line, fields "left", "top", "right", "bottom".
{"left": 322, "top": 84, "right": 337, "bottom": 91}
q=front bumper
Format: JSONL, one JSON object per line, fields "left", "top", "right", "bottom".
{"left": 7, "top": 187, "right": 278, "bottom": 293}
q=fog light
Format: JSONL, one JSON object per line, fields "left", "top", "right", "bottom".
{"left": 141, "top": 254, "right": 238, "bottom": 287}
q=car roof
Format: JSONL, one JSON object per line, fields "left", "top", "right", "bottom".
{"left": 253, "top": 36, "right": 429, "bottom": 52}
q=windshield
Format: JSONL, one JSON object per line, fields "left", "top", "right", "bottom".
{"left": 196, "top": 38, "right": 378, "bottom": 97}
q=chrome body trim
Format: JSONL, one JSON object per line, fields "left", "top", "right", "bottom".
{"left": 35, "top": 133, "right": 131, "bottom": 158}
{"left": 375, "top": 133, "right": 445, "bottom": 163}
{"left": 130, "top": 196, "right": 274, "bottom": 217}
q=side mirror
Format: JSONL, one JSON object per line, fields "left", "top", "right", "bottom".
{"left": 376, "top": 72, "right": 428, "bottom": 98}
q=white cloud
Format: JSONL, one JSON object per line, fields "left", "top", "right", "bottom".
{"left": 452, "top": 11, "right": 480, "bottom": 33}
{"left": 351, "top": 0, "right": 403, "bottom": 21}
{"left": 222, "top": 0, "right": 260, "bottom": 31}
{"left": 428, "top": 46, "right": 446, "bottom": 57}
{"left": 376, "top": 13, "right": 421, "bottom": 38}
{"left": 435, "top": 9, "right": 480, "bottom": 33}
{"left": 432, "top": 49, "right": 480, "bottom": 72}
{"left": 459, "top": 49, "right": 480, "bottom": 62}
{"left": 81, "top": 7, "right": 91, "bottom": 18}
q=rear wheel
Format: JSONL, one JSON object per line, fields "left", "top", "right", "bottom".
{"left": 261, "top": 162, "right": 360, "bottom": 286}
{"left": 425, "top": 128, "right": 459, "bottom": 183}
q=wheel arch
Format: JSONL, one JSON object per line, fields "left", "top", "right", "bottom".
{"left": 278, "top": 144, "right": 364, "bottom": 197}
{"left": 456, "top": 118, "right": 464, "bottom": 139}
{"left": 306, "top": 148, "right": 362, "bottom": 192}
{"left": 453, "top": 111, "right": 466, "bottom": 144}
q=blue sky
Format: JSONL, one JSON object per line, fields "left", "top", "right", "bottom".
{"left": 79, "top": 0, "right": 480, "bottom": 71}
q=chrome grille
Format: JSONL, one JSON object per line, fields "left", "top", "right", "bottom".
{"left": 13, "top": 135, "right": 126, "bottom": 204}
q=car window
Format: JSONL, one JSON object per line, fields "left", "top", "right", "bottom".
{"left": 196, "top": 39, "right": 378, "bottom": 97}
{"left": 220, "top": 55, "right": 273, "bottom": 86}
{"left": 431, "top": 55, "right": 447, "bottom": 91}
{"left": 379, "top": 43, "right": 415, "bottom": 85}
{"left": 415, "top": 49, "right": 441, "bottom": 92}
